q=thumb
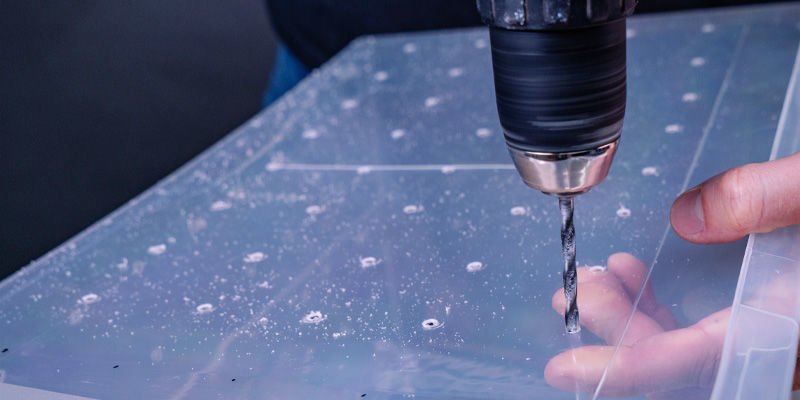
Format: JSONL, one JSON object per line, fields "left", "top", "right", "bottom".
{"left": 670, "top": 152, "right": 800, "bottom": 244}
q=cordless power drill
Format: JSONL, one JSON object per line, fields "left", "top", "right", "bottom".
{"left": 477, "top": 0, "right": 637, "bottom": 332}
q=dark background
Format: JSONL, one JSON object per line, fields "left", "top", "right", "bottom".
{"left": 1, "top": 1, "right": 276, "bottom": 279}
{"left": 1, "top": 1, "right": 789, "bottom": 280}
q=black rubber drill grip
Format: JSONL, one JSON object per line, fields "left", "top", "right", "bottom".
{"left": 490, "top": 19, "right": 627, "bottom": 153}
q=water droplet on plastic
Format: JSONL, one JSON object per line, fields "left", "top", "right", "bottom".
{"left": 441, "top": 165, "right": 456, "bottom": 174}
{"left": 403, "top": 43, "right": 417, "bottom": 53}
{"left": 588, "top": 265, "right": 607, "bottom": 272}
{"left": 257, "top": 281, "right": 271, "bottom": 289}
{"left": 616, "top": 205, "right": 631, "bottom": 218}
{"left": 466, "top": 261, "right": 485, "bottom": 272}
{"left": 356, "top": 166, "right": 371, "bottom": 175}
{"left": 682, "top": 92, "right": 699, "bottom": 102}
{"left": 300, "top": 310, "right": 327, "bottom": 324}
{"left": 390, "top": 129, "right": 406, "bottom": 140}
{"left": 421, "top": 318, "right": 443, "bottom": 331}
{"left": 626, "top": 29, "right": 637, "bottom": 39}
{"left": 701, "top": 23, "right": 715, "bottom": 33}
{"left": 474, "top": 38, "right": 487, "bottom": 49}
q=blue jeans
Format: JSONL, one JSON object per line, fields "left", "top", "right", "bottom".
{"left": 261, "top": 43, "right": 309, "bottom": 108}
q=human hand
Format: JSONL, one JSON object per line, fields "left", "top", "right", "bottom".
{"left": 544, "top": 153, "right": 800, "bottom": 397}
{"left": 670, "top": 152, "right": 800, "bottom": 244}
{"left": 544, "top": 253, "right": 729, "bottom": 399}
{"left": 670, "top": 152, "right": 800, "bottom": 393}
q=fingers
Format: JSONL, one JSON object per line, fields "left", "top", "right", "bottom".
{"left": 545, "top": 308, "right": 730, "bottom": 397}
{"left": 670, "top": 152, "right": 800, "bottom": 244}
{"left": 607, "top": 253, "right": 680, "bottom": 331}
{"left": 551, "top": 266, "right": 663, "bottom": 345}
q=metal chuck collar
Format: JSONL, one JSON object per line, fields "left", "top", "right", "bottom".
{"left": 507, "top": 140, "right": 618, "bottom": 196}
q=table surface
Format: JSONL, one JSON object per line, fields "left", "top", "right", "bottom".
{"left": 1, "top": 4, "right": 799, "bottom": 399}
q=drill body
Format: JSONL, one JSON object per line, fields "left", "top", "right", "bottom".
{"left": 478, "top": 0, "right": 636, "bottom": 195}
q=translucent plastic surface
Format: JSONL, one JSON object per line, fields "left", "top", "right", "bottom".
{"left": 1, "top": 4, "right": 799, "bottom": 400}
{"left": 711, "top": 45, "right": 800, "bottom": 400}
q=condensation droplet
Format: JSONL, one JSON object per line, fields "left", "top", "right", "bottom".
{"left": 302, "top": 129, "right": 320, "bottom": 139}
{"left": 690, "top": 57, "right": 706, "bottom": 67}
{"left": 374, "top": 71, "right": 388, "bottom": 81}
{"left": 257, "top": 281, "right": 271, "bottom": 289}
{"left": 626, "top": 29, "right": 636, "bottom": 39}
{"left": 475, "top": 128, "right": 492, "bottom": 138}
{"left": 147, "top": 244, "right": 166, "bottom": 255}
{"left": 447, "top": 68, "right": 464, "bottom": 77}
{"left": 588, "top": 265, "right": 607, "bottom": 272}
{"left": 701, "top": 23, "right": 715, "bottom": 33}
{"left": 665, "top": 124, "right": 683, "bottom": 134}
{"left": 243, "top": 252, "right": 266, "bottom": 263}
{"left": 474, "top": 38, "right": 487, "bottom": 49}
{"left": 510, "top": 206, "right": 527, "bottom": 216}
{"left": 341, "top": 99, "right": 358, "bottom": 110}
{"left": 403, "top": 204, "right": 423, "bottom": 214}
{"left": 196, "top": 303, "right": 215, "bottom": 314}
{"left": 682, "top": 92, "right": 699, "bottom": 102}
{"left": 356, "top": 166, "right": 372, "bottom": 175}
{"left": 258, "top": 317, "right": 269, "bottom": 325}
{"left": 300, "top": 310, "right": 327, "bottom": 324}
{"left": 616, "top": 205, "right": 632, "bottom": 218}
{"left": 403, "top": 43, "right": 417, "bottom": 53}
{"left": 360, "top": 257, "right": 379, "bottom": 269}
{"left": 266, "top": 162, "right": 282, "bottom": 171}
{"left": 466, "top": 261, "right": 485, "bottom": 272}
{"left": 641, "top": 166, "right": 659, "bottom": 176}
{"left": 80, "top": 293, "right": 100, "bottom": 305}
{"left": 210, "top": 200, "right": 232, "bottom": 211}
{"left": 390, "top": 129, "right": 406, "bottom": 140}
{"left": 421, "top": 318, "right": 443, "bottom": 331}
{"left": 424, "top": 97, "right": 440, "bottom": 107}
{"left": 306, "top": 205, "right": 323, "bottom": 215}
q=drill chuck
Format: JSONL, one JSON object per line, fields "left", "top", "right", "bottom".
{"left": 490, "top": 21, "right": 626, "bottom": 153}
{"left": 478, "top": 0, "right": 635, "bottom": 194}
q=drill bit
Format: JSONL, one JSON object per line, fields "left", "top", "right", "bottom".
{"left": 559, "top": 196, "right": 580, "bottom": 334}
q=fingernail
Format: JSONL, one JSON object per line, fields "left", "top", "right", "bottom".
{"left": 672, "top": 187, "right": 705, "bottom": 236}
